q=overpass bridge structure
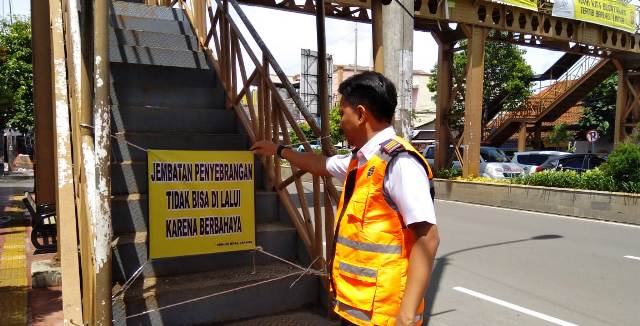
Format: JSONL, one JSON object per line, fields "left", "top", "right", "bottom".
{"left": 31, "top": 0, "right": 640, "bottom": 324}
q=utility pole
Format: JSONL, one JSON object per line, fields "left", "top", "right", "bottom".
{"left": 354, "top": 22, "right": 358, "bottom": 74}
{"left": 382, "top": 0, "right": 414, "bottom": 139}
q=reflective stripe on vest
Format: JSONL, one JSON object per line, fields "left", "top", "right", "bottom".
{"left": 332, "top": 136, "right": 428, "bottom": 326}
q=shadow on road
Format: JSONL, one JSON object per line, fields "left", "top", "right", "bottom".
{"left": 424, "top": 234, "right": 563, "bottom": 323}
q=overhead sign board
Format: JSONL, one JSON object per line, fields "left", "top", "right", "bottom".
{"left": 552, "top": 0, "right": 638, "bottom": 33}
{"left": 148, "top": 150, "right": 255, "bottom": 259}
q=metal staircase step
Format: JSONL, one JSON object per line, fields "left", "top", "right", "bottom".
{"left": 110, "top": 45, "right": 208, "bottom": 69}
{"left": 111, "top": 14, "right": 194, "bottom": 35}
{"left": 113, "top": 262, "right": 320, "bottom": 325}
{"left": 112, "top": 1, "right": 187, "bottom": 21}
{"left": 110, "top": 62, "right": 221, "bottom": 89}
{"left": 111, "top": 132, "right": 249, "bottom": 161}
{"left": 111, "top": 189, "right": 282, "bottom": 234}
{"left": 223, "top": 309, "right": 339, "bottom": 325}
{"left": 112, "top": 106, "right": 236, "bottom": 134}
{"left": 111, "top": 85, "right": 224, "bottom": 108}
{"left": 109, "top": 28, "right": 199, "bottom": 51}
{"left": 111, "top": 222, "right": 299, "bottom": 280}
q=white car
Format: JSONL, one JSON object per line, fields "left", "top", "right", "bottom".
{"left": 423, "top": 145, "right": 524, "bottom": 179}
{"left": 511, "top": 151, "right": 571, "bottom": 174}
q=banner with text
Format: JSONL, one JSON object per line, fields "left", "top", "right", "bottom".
{"left": 148, "top": 150, "right": 255, "bottom": 259}
{"left": 491, "top": 0, "right": 538, "bottom": 12}
{"left": 552, "top": 0, "right": 637, "bottom": 33}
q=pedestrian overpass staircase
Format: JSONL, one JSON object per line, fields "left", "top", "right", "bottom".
{"left": 483, "top": 54, "right": 616, "bottom": 146}
{"left": 109, "top": 1, "right": 334, "bottom": 324}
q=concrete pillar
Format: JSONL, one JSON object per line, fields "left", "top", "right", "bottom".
{"left": 433, "top": 34, "right": 454, "bottom": 171}
{"left": 382, "top": 0, "right": 413, "bottom": 139}
{"left": 462, "top": 25, "right": 487, "bottom": 177}
{"left": 518, "top": 122, "right": 527, "bottom": 152}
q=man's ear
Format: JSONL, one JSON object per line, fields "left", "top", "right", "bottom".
{"left": 356, "top": 105, "right": 367, "bottom": 123}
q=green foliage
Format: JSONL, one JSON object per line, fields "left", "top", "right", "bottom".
{"left": 336, "top": 149, "right": 351, "bottom": 155}
{"left": 434, "top": 167, "right": 462, "bottom": 179}
{"left": 288, "top": 106, "right": 344, "bottom": 148}
{"left": 600, "top": 142, "right": 640, "bottom": 187}
{"left": 579, "top": 74, "right": 617, "bottom": 138}
{"left": 628, "top": 123, "right": 640, "bottom": 145}
{"left": 288, "top": 122, "right": 314, "bottom": 146}
{"left": 546, "top": 123, "right": 574, "bottom": 150}
{"left": 0, "top": 17, "right": 33, "bottom": 132}
{"left": 428, "top": 39, "right": 533, "bottom": 134}
{"left": 329, "top": 106, "right": 344, "bottom": 144}
{"left": 511, "top": 170, "right": 581, "bottom": 189}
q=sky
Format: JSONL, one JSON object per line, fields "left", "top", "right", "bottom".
{"left": 0, "top": 0, "right": 29, "bottom": 19}
{"left": 6, "top": 0, "right": 636, "bottom": 76}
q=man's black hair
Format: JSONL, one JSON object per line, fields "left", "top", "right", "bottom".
{"left": 338, "top": 71, "right": 397, "bottom": 123}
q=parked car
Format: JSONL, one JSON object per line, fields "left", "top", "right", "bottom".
{"left": 512, "top": 151, "right": 571, "bottom": 174}
{"left": 422, "top": 145, "right": 524, "bottom": 179}
{"left": 538, "top": 153, "right": 606, "bottom": 173}
{"left": 296, "top": 144, "right": 321, "bottom": 152}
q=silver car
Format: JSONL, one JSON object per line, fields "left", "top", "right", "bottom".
{"left": 511, "top": 151, "right": 571, "bottom": 174}
{"left": 423, "top": 145, "right": 524, "bottom": 179}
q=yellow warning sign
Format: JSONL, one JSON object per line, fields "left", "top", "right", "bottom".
{"left": 553, "top": 0, "right": 637, "bottom": 33}
{"left": 148, "top": 150, "right": 255, "bottom": 259}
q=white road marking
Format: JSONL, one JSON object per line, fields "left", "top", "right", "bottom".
{"left": 453, "top": 286, "right": 579, "bottom": 326}
{"left": 624, "top": 255, "right": 640, "bottom": 261}
{"left": 437, "top": 199, "right": 640, "bottom": 229}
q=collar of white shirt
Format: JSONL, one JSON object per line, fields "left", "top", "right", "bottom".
{"left": 356, "top": 126, "right": 397, "bottom": 163}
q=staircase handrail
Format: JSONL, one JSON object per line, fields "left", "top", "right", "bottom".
{"left": 484, "top": 55, "right": 602, "bottom": 141}
{"left": 174, "top": 0, "right": 338, "bottom": 271}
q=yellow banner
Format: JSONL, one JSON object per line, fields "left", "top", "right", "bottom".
{"left": 492, "top": 0, "right": 538, "bottom": 12}
{"left": 553, "top": 0, "right": 637, "bottom": 33}
{"left": 148, "top": 150, "right": 255, "bottom": 259}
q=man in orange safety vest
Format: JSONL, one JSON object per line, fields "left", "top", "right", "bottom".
{"left": 251, "top": 71, "right": 440, "bottom": 326}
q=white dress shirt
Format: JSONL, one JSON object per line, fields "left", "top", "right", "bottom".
{"left": 326, "top": 126, "right": 437, "bottom": 226}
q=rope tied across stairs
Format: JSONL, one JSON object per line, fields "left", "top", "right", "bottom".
{"left": 112, "top": 246, "right": 326, "bottom": 321}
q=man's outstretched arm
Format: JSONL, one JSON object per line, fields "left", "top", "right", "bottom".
{"left": 250, "top": 140, "right": 332, "bottom": 177}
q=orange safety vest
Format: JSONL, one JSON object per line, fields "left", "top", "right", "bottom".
{"left": 331, "top": 136, "right": 434, "bottom": 326}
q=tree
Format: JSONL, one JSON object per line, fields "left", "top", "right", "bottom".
{"left": 547, "top": 123, "right": 574, "bottom": 150}
{"left": 427, "top": 38, "right": 534, "bottom": 135}
{"left": 0, "top": 17, "right": 33, "bottom": 133}
{"left": 288, "top": 106, "right": 344, "bottom": 147}
{"left": 578, "top": 74, "right": 616, "bottom": 138}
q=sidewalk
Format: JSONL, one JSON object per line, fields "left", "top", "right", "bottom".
{"left": 0, "top": 177, "right": 63, "bottom": 325}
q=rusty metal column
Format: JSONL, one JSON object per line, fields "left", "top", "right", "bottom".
{"left": 371, "top": 0, "right": 383, "bottom": 73}
{"left": 31, "top": 0, "right": 56, "bottom": 206}
{"left": 518, "top": 122, "right": 527, "bottom": 151}
{"left": 193, "top": 0, "right": 207, "bottom": 43}
{"left": 92, "top": 0, "right": 113, "bottom": 323}
{"left": 383, "top": 0, "right": 413, "bottom": 139}
{"left": 316, "top": 0, "right": 330, "bottom": 153}
{"left": 433, "top": 34, "right": 453, "bottom": 171}
{"left": 461, "top": 25, "right": 486, "bottom": 177}
{"left": 614, "top": 63, "right": 628, "bottom": 146}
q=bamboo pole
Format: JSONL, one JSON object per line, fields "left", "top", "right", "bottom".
{"left": 49, "top": 0, "right": 84, "bottom": 323}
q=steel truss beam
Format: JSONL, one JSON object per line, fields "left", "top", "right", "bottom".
{"left": 238, "top": 0, "right": 640, "bottom": 56}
